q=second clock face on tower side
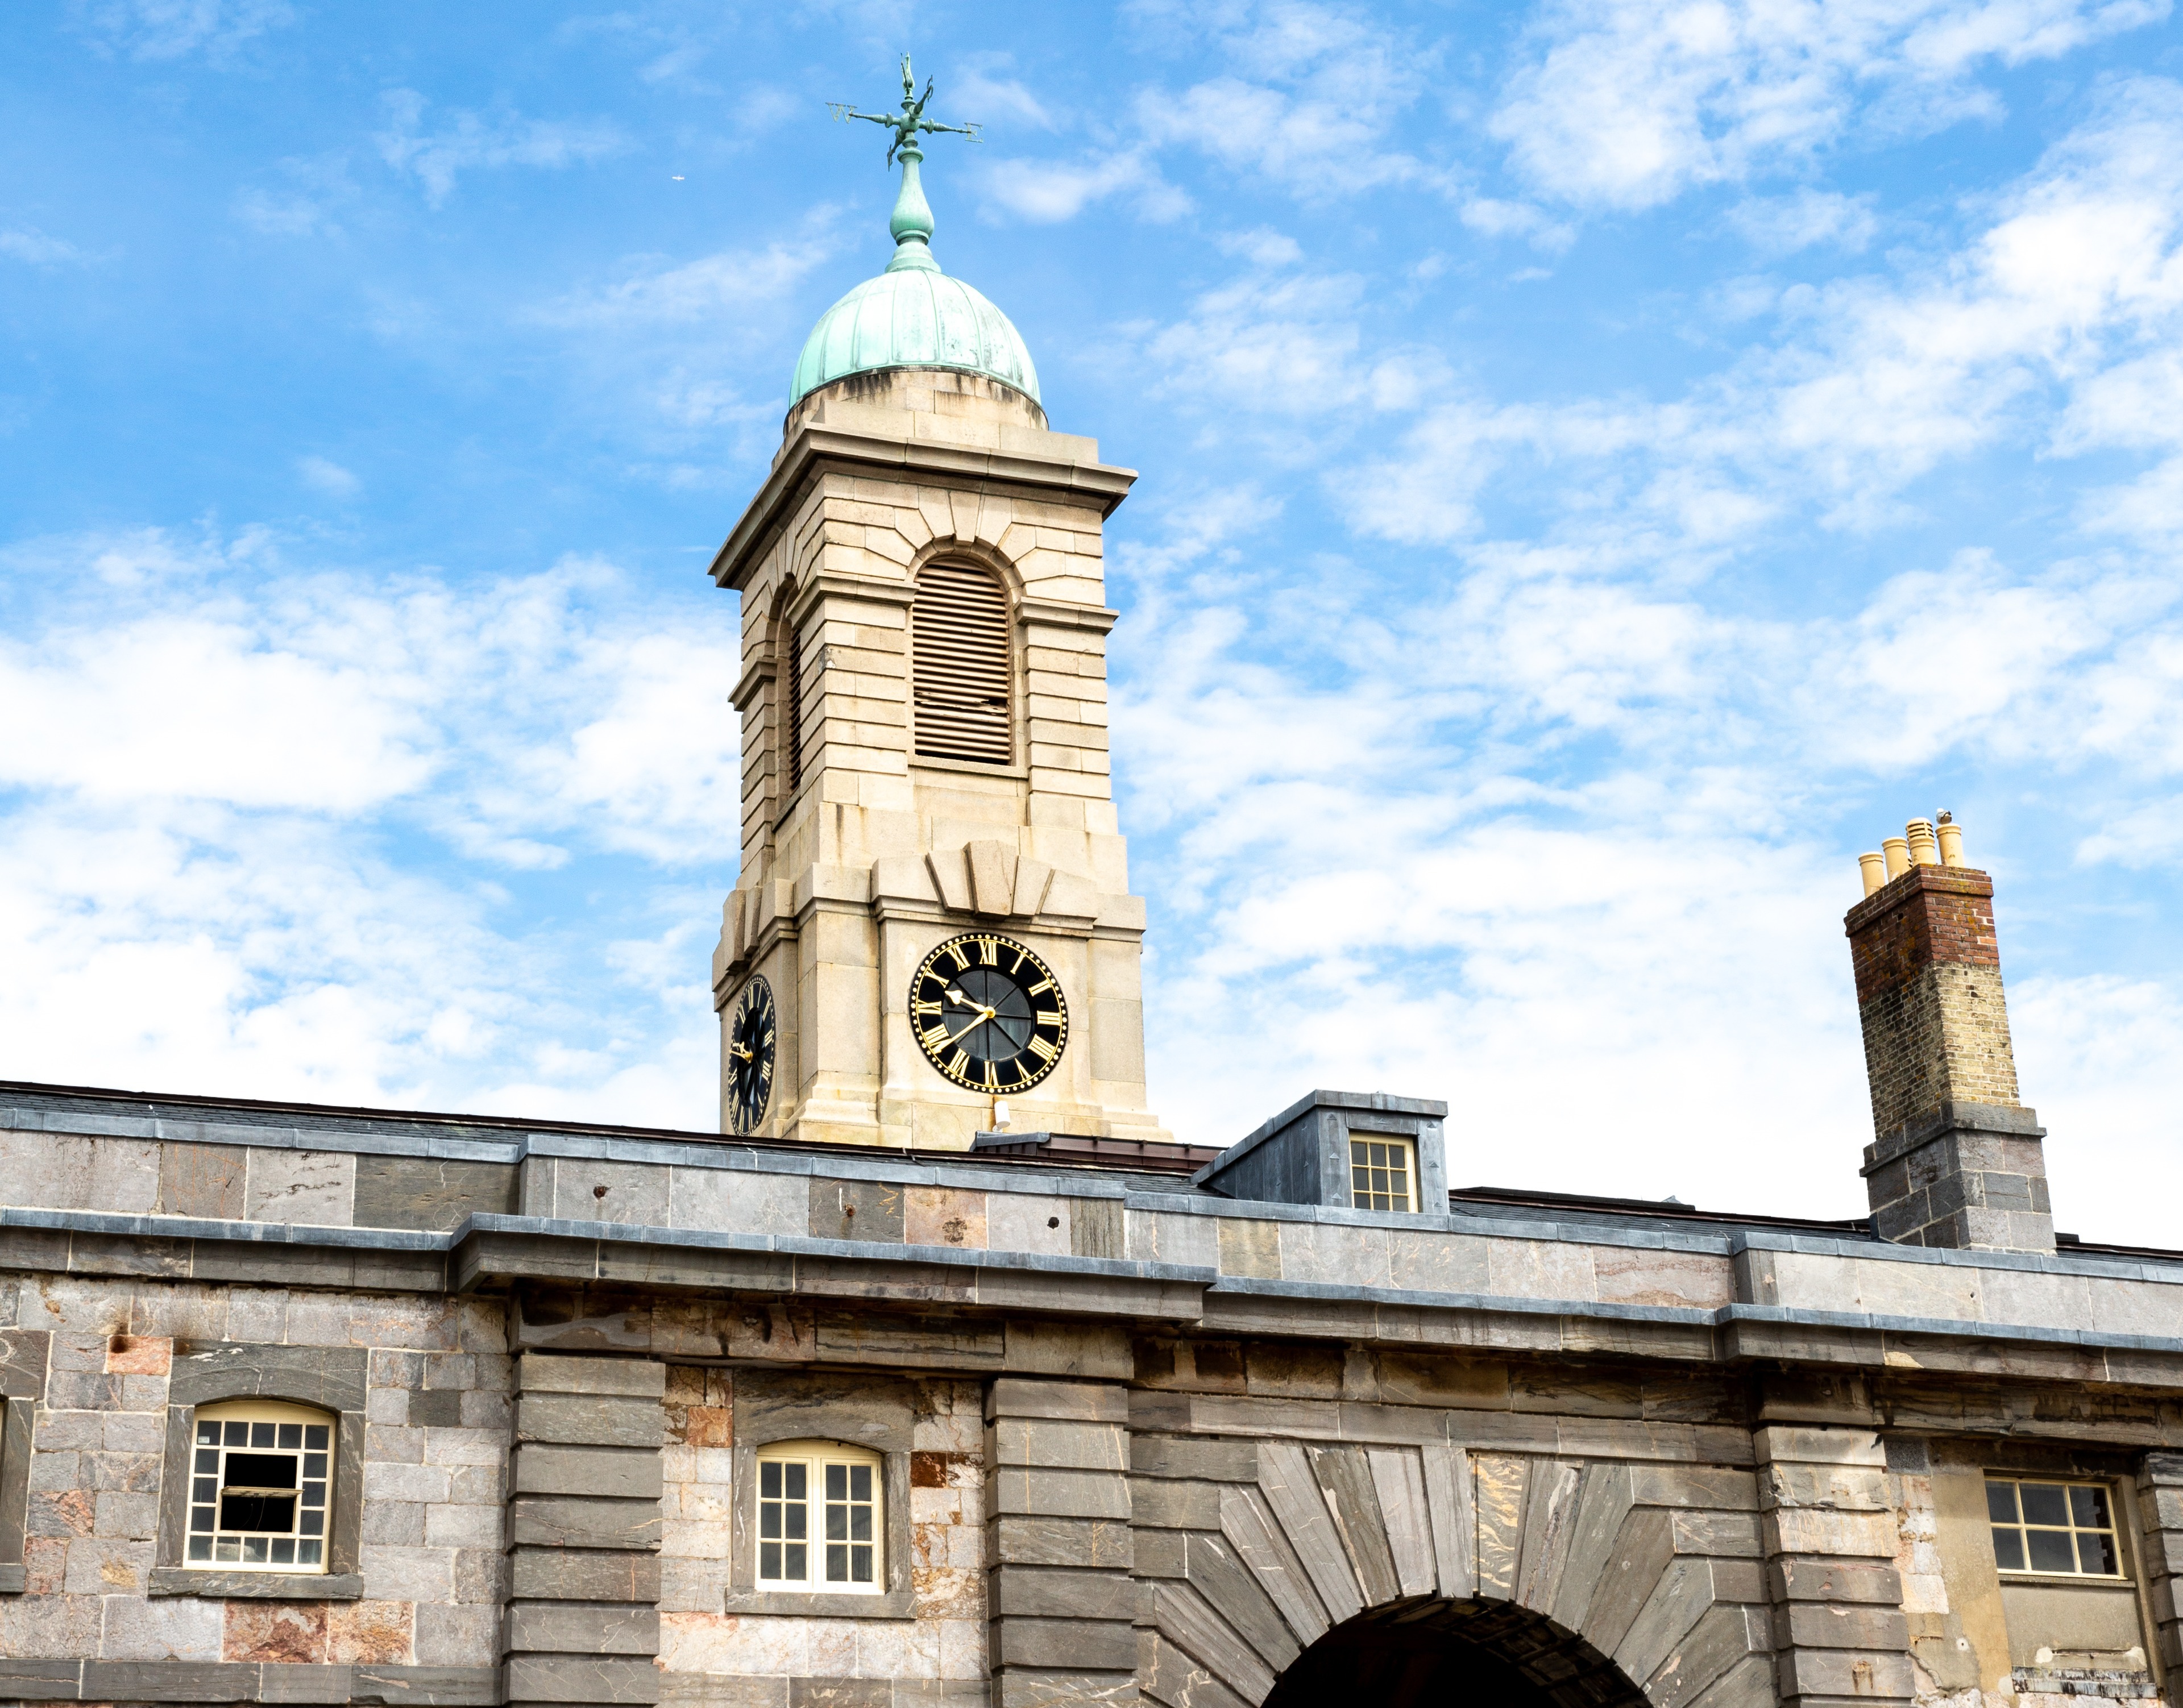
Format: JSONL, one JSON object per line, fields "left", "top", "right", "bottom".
{"left": 727, "top": 975, "right": 777, "bottom": 1134}
{"left": 910, "top": 932, "right": 1069, "bottom": 1094}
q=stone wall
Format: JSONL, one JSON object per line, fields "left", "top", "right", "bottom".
{"left": 0, "top": 1271, "right": 506, "bottom": 1705}
{"left": 657, "top": 1368, "right": 989, "bottom": 1705}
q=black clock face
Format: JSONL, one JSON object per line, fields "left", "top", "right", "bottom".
{"left": 727, "top": 975, "right": 776, "bottom": 1134}
{"left": 910, "top": 933, "right": 1069, "bottom": 1094}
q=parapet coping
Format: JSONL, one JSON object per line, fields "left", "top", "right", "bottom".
{"left": 8, "top": 1204, "right": 2183, "bottom": 1362}
{"left": 8, "top": 1106, "right": 2179, "bottom": 1285}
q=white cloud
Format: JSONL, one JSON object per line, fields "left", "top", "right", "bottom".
{"left": 0, "top": 526, "right": 738, "bottom": 1124}
{"left": 0, "top": 227, "right": 87, "bottom": 266}
{"left": 534, "top": 220, "right": 838, "bottom": 327}
{"left": 980, "top": 151, "right": 1186, "bottom": 223}
{"left": 70, "top": 0, "right": 294, "bottom": 63}
{"left": 1727, "top": 188, "right": 1879, "bottom": 254}
{"left": 297, "top": 455, "right": 360, "bottom": 498}
{"left": 233, "top": 189, "right": 333, "bottom": 237}
{"left": 1492, "top": 0, "right": 2170, "bottom": 209}
{"left": 375, "top": 90, "right": 630, "bottom": 207}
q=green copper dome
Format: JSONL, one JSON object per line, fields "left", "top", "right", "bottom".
{"left": 790, "top": 122, "right": 1039, "bottom": 406}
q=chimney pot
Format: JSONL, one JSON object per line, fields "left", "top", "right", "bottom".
{"left": 1936, "top": 817, "right": 1965, "bottom": 867}
{"left": 1906, "top": 818, "right": 1940, "bottom": 866}
{"left": 1882, "top": 836, "right": 1910, "bottom": 879}
{"left": 1858, "top": 851, "right": 1886, "bottom": 896}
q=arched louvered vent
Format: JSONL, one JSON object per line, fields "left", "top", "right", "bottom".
{"left": 782, "top": 621, "right": 806, "bottom": 795}
{"left": 912, "top": 563, "right": 1012, "bottom": 765}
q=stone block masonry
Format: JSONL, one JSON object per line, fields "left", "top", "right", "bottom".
{"left": 504, "top": 1352, "right": 665, "bottom": 1708}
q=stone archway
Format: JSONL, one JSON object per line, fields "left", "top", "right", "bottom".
{"left": 1137, "top": 1440, "right": 1773, "bottom": 1708}
{"left": 1263, "top": 1599, "right": 1651, "bottom": 1708}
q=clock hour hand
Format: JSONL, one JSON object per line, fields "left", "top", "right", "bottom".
{"left": 728, "top": 1041, "right": 754, "bottom": 1062}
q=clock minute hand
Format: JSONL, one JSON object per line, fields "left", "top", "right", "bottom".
{"left": 728, "top": 1041, "right": 753, "bottom": 1062}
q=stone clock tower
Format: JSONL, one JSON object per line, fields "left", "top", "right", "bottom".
{"left": 705, "top": 81, "right": 1165, "bottom": 1151}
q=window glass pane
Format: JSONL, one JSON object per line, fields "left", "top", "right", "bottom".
{"left": 849, "top": 1465, "right": 870, "bottom": 1501}
{"left": 191, "top": 1505, "right": 216, "bottom": 1534}
{"left": 188, "top": 1536, "right": 213, "bottom": 1561}
{"left": 850, "top": 1545, "right": 873, "bottom": 1583}
{"left": 305, "top": 1426, "right": 329, "bottom": 1450}
{"left": 760, "top": 1541, "right": 781, "bottom": 1580}
{"left": 2020, "top": 1483, "right": 2069, "bottom": 1526}
{"left": 2080, "top": 1530, "right": 2119, "bottom": 1576}
{"left": 784, "top": 1544, "right": 806, "bottom": 1580}
{"left": 272, "top": 1539, "right": 295, "bottom": 1565}
{"left": 299, "top": 1509, "right": 323, "bottom": 1537}
{"left": 193, "top": 1478, "right": 217, "bottom": 1503}
{"left": 784, "top": 1463, "right": 806, "bottom": 1499}
{"left": 194, "top": 1449, "right": 220, "bottom": 1474}
{"left": 1991, "top": 1528, "right": 2026, "bottom": 1570}
{"left": 225, "top": 1421, "right": 249, "bottom": 1445}
{"left": 826, "top": 1504, "right": 847, "bottom": 1541}
{"left": 302, "top": 1481, "right": 326, "bottom": 1506}
{"left": 304, "top": 1453, "right": 327, "bottom": 1478}
{"left": 278, "top": 1424, "right": 301, "bottom": 1450}
{"left": 298, "top": 1540, "right": 322, "bottom": 1566}
{"left": 826, "top": 1464, "right": 846, "bottom": 1501}
{"left": 850, "top": 1507, "right": 871, "bottom": 1542}
{"left": 197, "top": 1422, "right": 219, "bottom": 1446}
{"left": 250, "top": 1422, "right": 275, "bottom": 1449}
{"left": 761, "top": 1462, "right": 780, "bottom": 1499}
{"left": 1986, "top": 1482, "right": 2018, "bottom": 1522}
{"left": 760, "top": 1505, "right": 781, "bottom": 1540}
{"left": 784, "top": 1504, "right": 806, "bottom": 1540}
{"left": 225, "top": 1453, "right": 297, "bottom": 1491}
{"left": 2069, "top": 1486, "right": 2110, "bottom": 1529}
{"left": 2027, "top": 1528, "right": 2076, "bottom": 1572}
{"left": 827, "top": 1543, "right": 848, "bottom": 1582}
{"left": 243, "top": 1535, "right": 269, "bottom": 1562}
{"left": 222, "top": 1493, "right": 297, "bottom": 1534}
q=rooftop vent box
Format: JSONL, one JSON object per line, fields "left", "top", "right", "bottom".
{"left": 1193, "top": 1090, "right": 1448, "bottom": 1212}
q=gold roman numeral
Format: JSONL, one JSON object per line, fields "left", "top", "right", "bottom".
{"left": 981, "top": 1060, "right": 998, "bottom": 1090}
{"left": 920, "top": 1024, "right": 950, "bottom": 1050}
{"left": 1026, "top": 977, "right": 1055, "bottom": 995}
{"left": 976, "top": 935, "right": 999, "bottom": 965}
{"left": 1009, "top": 946, "right": 1027, "bottom": 973}
{"left": 760, "top": 1061, "right": 772, "bottom": 1082}
{"left": 912, "top": 1000, "right": 941, "bottom": 1017}
{"left": 945, "top": 943, "right": 972, "bottom": 971}
{"left": 1036, "top": 1011, "right": 1061, "bottom": 1028}
{"left": 1028, "top": 1036, "right": 1059, "bottom": 1064}
{"left": 947, "top": 1048, "right": 970, "bottom": 1077}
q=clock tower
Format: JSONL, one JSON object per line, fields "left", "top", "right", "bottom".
{"left": 707, "top": 65, "right": 1166, "bottom": 1151}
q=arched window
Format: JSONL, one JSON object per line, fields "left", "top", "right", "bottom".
{"left": 185, "top": 1399, "right": 335, "bottom": 1572}
{"left": 911, "top": 561, "right": 1012, "bottom": 765}
{"left": 755, "top": 1438, "right": 883, "bottom": 1593}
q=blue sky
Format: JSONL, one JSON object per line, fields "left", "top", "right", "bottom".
{"left": 5, "top": 0, "right": 2181, "bottom": 1241}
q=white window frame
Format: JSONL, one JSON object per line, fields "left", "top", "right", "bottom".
{"left": 185, "top": 1399, "right": 335, "bottom": 1574}
{"left": 1986, "top": 1476, "right": 2127, "bottom": 1579}
{"left": 755, "top": 1439, "right": 884, "bottom": 1595}
{"left": 1350, "top": 1134, "right": 1418, "bottom": 1212}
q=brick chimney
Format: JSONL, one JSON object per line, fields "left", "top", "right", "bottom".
{"left": 1845, "top": 814, "right": 2053, "bottom": 1254}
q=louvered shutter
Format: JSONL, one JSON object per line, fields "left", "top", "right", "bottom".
{"left": 783, "top": 622, "right": 805, "bottom": 793}
{"left": 912, "top": 564, "right": 1012, "bottom": 765}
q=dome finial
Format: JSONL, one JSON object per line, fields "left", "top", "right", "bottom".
{"left": 827, "top": 55, "right": 983, "bottom": 275}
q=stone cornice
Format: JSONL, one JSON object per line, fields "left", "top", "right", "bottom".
{"left": 711, "top": 426, "right": 1138, "bottom": 592}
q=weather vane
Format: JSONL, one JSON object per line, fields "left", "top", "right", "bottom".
{"left": 828, "top": 55, "right": 982, "bottom": 165}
